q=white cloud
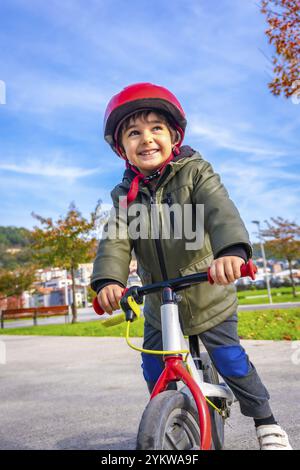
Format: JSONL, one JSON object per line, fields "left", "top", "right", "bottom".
{"left": 9, "top": 75, "right": 107, "bottom": 114}
{"left": 0, "top": 171, "right": 112, "bottom": 229}
{"left": 0, "top": 159, "right": 99, "bottom": 179}
{"left": 0, "top": 146, "right": 119, "bottom": 182}
{"left": 215, "top": 159, "right": 300, "bottom": 231}
{"left": 189, "top": 117, "right": 286, "bottom": 158}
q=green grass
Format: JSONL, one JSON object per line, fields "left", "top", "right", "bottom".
{"left": 237, "top": 308, "right": 300, "bottom": 340}
{"left": 238, "top": 295, "right": 299, "bottom": 305}
{"left": 237, "top": 286, "right": 300, "bottom": 305}
{"left": 0, "top": 317, "right": 145, "bottom": 338}
{"left": 1, "top": 308, "right": 299, "bottom": 340}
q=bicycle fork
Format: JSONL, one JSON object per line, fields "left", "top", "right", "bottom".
{"left": 150, "top": 287, "right": 212, "bottom": 450}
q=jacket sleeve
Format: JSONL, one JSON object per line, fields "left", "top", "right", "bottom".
{"left": 91, "top": 187, "right": 133, "bottom": 289}
{"left": 91, "top": 278, "right": 126, "bottom": 295}
{"left": 192, "top": 160, "right": 252, "bottom": 259}
{"left": 216, "top": 243, "right": 249, "bottom": 262}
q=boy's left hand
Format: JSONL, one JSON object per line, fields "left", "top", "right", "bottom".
{"left": 209, "top": 256, "right": 245, "bottom": 285}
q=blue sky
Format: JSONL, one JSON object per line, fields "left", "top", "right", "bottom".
{"left": 0, "top": 0, "right": 299, "bottom": 243}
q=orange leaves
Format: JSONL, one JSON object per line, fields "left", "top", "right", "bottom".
{"left": 260, "top": 0, "right": 300, "bottom": 98}
{"left": 261, "top": 217, "right": 300, "bottom": 262}
{"left": 30, "top": 202, "right": 100, "bottom": 271}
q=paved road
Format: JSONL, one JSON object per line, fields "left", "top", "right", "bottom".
{"left": 2, "top": 302, "right": 300, "bottom": 330}
{"left": 0, "top": 335, "right": 299, "bottom": 450}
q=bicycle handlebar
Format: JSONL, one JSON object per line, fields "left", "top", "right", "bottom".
{"left": 93, "top": 260, "right": 257, "bottom": 316}
{"left": 208, "top": 259, "right": 257, "bottom": 284}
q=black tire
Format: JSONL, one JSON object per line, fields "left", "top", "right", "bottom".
{"left": 201, "top": 352, "right": 225, "bottom": 450}
{"left": 136, "top": 390, "right": 201, "bottom": 450}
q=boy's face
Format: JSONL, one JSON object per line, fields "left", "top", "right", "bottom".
{"left": 120, "top": 111, "right": 177, "bottom": 176}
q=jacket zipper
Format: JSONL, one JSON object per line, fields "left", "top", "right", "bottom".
{"left": 162, "top": 192, "right": 173, "bottom": 206}
{"left": 149, "top": 188, "right": 169, "bottom": 281}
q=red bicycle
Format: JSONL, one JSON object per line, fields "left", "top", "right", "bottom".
{"left": 94, "top": 260, "right": 257, "bottom": 450}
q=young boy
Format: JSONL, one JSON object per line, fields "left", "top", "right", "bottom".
{"left": 91, "top": 82, "right": 292, "bottom": 450}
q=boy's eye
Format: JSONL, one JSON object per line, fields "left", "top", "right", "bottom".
{"left": 127, "top": 125, "right": 163, "bottom": 137}
{"left": 128, "top": 130, "right": 139, "bottom": 137}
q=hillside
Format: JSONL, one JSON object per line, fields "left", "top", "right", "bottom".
{"left": 0, "top": 226, "right": 32, "bottom": 269}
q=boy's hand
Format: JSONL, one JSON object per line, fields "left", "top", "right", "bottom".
{"left": 209, "top": 256, "right": 245, "bottom": 285}
{"left": 97, "top": 284, "right": 124, "bottom": 315}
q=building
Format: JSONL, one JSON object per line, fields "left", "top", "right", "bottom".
{"left": 77, "top": 263, "right": 94, "bottom": 285}
{"left": 35, "top": 267, "right": 68, "bottom": 283}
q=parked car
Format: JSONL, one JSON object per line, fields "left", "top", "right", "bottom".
{"left": 253, "top": 280, "right": 266, "bottom": 289}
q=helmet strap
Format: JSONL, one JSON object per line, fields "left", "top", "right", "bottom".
{"left": 120, "top": 148, "right": 180, "bottom": 209}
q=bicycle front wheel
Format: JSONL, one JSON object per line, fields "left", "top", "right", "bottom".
{"left": 136, "top": 390, "right": 200, "bottom": 450}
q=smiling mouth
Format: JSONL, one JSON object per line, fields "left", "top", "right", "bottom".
{"left": 139, "top": 149, "right": 160, "bottom": 156}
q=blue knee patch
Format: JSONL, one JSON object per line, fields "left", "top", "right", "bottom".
{"left": 141, "top": 353, "right": 164, "bottom": 383}
{"left": 211, "top": 345, "right": 249, "bottom": 378}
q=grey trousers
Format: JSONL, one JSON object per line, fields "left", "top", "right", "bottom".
{"left": 142, "top": 313, "right": 273, "bottom": 419}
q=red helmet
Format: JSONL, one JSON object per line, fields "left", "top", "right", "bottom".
{"left": 104, "top": 82, "right": 187, "bottom": 156}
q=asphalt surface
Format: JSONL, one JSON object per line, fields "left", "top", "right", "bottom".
{"left": 0, "top": 335, "right": 299, "bottom": 450}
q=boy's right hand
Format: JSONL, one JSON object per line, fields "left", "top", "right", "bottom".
{"left": 97, "top": 284, "right": 124, "bottom": 315}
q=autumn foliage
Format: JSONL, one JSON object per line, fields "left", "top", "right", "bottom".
{"left": 0, "top": 266, "right": 37, "bottom": 309}
{"left": 260, "top": 0, "right": 300, "bottom": 98}
{"left": 31, "top": 202, "right": 100, "bottom": 322}
{"left": 261, "top": 217, "right": 300, "bottom": 296}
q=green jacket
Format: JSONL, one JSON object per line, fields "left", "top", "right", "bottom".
{"left": 91, "top": 148, "right": 252, "bottom": 335}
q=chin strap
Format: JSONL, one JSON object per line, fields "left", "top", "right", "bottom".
{"left": 120, "top": 149, "right": 179, "bottom": 209}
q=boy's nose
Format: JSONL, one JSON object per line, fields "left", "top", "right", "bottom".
{"left": 142, "top": 130, "right": 153, "bottom": 143}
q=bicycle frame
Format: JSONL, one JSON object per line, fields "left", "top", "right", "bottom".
{"left": 151, "top": 286, "right": 213, "bottom": 450}
{"left": 158, "top": 287, "right": 235, "bottom": 403}
{"left": 93, "top": 260, "right": 257, "bottom": 450}
{"left": 147, "top": 286, "right": 236, "bottom": 450}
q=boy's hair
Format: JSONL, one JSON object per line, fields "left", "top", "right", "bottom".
{"left": 117, "top": 109, "right": 178, "bottom": 148}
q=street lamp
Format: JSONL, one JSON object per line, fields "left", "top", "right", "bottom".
{"left": 252, "top": 220, "right": 273, "bottom": 304}
{"left": 64, "top": 270, "right": 69, "bottom": 306}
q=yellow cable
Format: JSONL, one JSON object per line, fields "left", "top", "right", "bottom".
{"left": 125, "top": 321, "right": 189, "bottom": 359}
{"left": 205, "top": 397, "right": 223, "bottom": 415}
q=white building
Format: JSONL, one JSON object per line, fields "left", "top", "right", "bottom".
{"left": 35, "top": 267, "right": 68, "bottom": 283}
{"left": 44, "top": 278, "right": 72, "bottom": 289}
{"left": 77, "top": 263, "right": 94, "bottom": 285}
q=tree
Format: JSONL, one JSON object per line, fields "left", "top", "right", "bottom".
{"left": 0, "top": 266, "right": 37, "bottom": 308}
{"left": 260, "top": 0, "right": 300, "bottom": 99}
{"left": 31, "top": 202, "right": 104, "bottom": 323}
{"left": 261, "top": 217, "right": 300, "bottom": 297}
